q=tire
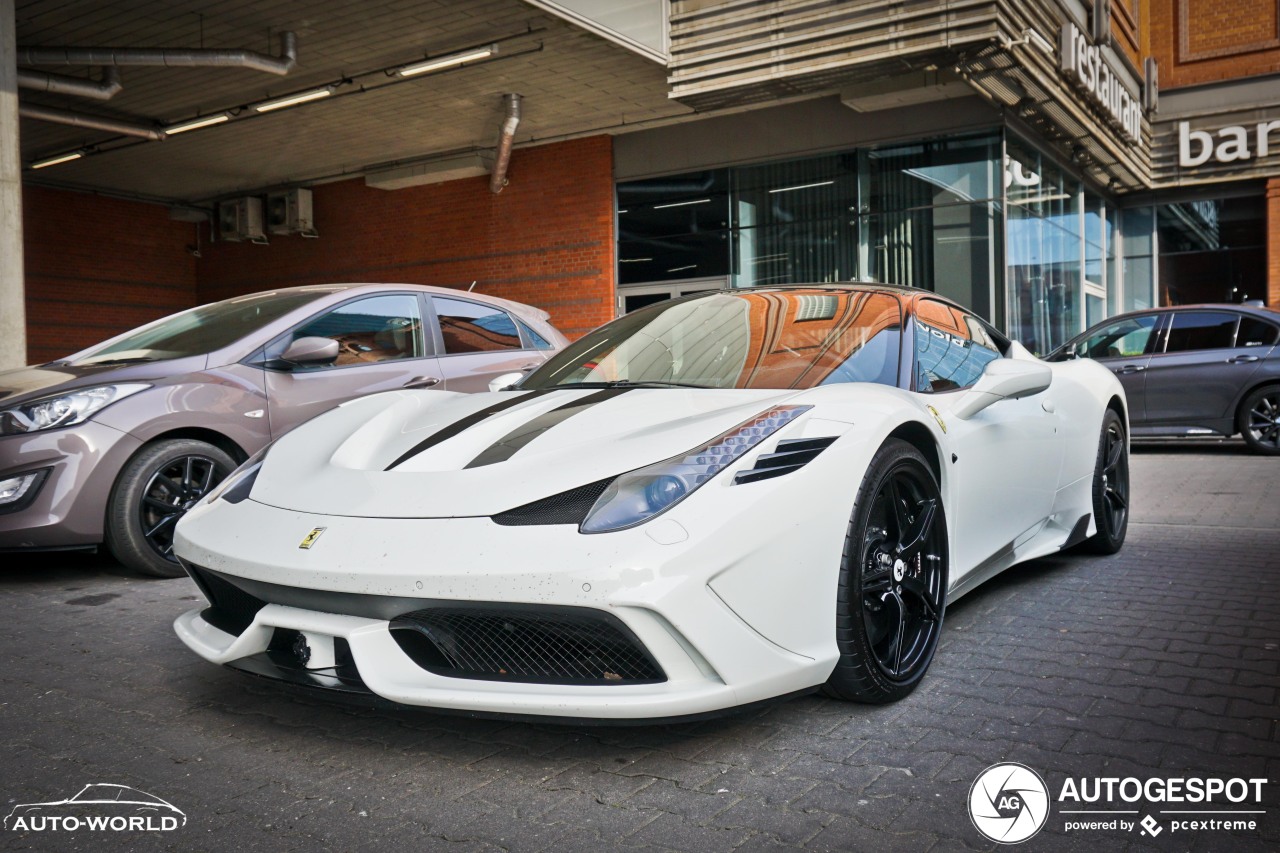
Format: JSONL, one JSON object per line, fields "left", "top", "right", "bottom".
{"left": 105, "top": 439, "right": 236, "bottom": 578}
{"left": 1080, "top": 409, "right": 1129, "bottom": 555}
{"left": 1237, "top": 385, "right": 1280, "bottom": 456}
{"left": 824, "top": 439, "right": 948, "bottom": 704}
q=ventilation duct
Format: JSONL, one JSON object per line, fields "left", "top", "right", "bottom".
{"left": 18, "top": 103, "right": 164, "bottom": 140}
{"left": 17, "top": 67, "right": 122, "bottom": 100}
{"left": 489, "top": 93, "right": 522, "bottom": 194}
{"left": 17, "top": 31, "right": 298, "bottom": 76}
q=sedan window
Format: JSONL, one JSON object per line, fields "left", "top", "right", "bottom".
{"left": 1163, "top": 312, "right": 1238, "bottom": 353}
{"left": 1077, "top": 316, "right": 1159, "bottom": 359}
{"left": 1238, "top": 317, "right": 1280, "bottom": 348}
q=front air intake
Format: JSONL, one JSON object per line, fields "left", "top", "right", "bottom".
{"left": 390, "top": 604, "right": 665, "bottom": 685}
{"left": 733, "top": 436, "right": 837, "bottom": 484}
{"left": 184, "top": 563, "right": 267, "bottom": 636}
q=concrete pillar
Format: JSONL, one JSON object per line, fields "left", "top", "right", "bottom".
{"left": 1269, "top": 178, "right": 1280, "bottom": 308}
{"left": 0, "top": 0, "right": 26, "bottom": 368}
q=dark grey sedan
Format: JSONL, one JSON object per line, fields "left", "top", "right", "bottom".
{"left": 1048, "top": 304, "right": 1280, "bottom": 454}
{"left": 0, "top": 284, "right": 566, "bottom": 576}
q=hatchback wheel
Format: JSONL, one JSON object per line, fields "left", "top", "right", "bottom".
{"left": 1238, "top": 386, "right": 1280, "bottom": 456}
{"left": 106, "top": 439, "right": 236, "bottom": 578}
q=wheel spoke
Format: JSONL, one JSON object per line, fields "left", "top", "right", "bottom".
{"left": 152, "top": 473, "right": 183, "bottom": 496}
{"left": 884, "top": 477, "right": 908, "bottom": 542}
{"left": 891, "top": 596, "right": 907, "bottom": 676}
{"left": 900, "top": 574, "right": 940, "bottom": 622}
{"left": 1105, "top": 434, "right": 1123, "bottom": 472}
{"left": 143, "top": 496, "right": 178, "bottom": 511}
{"left": 144, "top": 513, "right": 179, "bottom": 538}
{"left": 198, "top": 461, "right": 217, "bottom": 494}
{"left": 898, "top": 499, "right": 937, "bottom": 560}
{"left": 182, "top": 456, "right": 195, "bottom": 492}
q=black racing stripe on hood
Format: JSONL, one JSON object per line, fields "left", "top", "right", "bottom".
{"left": 384, "top": 390, "right": 556, "bottom": 471}
{"left": 464, "top": 388, "right": 631, "bottom": 469}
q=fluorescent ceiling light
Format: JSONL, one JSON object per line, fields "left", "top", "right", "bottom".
{"left": 653, "top": 198, "right": 710, "bottom": 209}
{"left": 667, "top": 265, "right": 697, "bottom": 273}
{"left": 165, "top": 113, "right": 230, "bottom": 135}
{"left": 769, "top": 180, "right": 835, "bottom": 194}
{"left": 30, "top": 151, "right": 83, "bottom": 169}
{"left": 619, "top": 257, "right": 653, "bottom": 263}
{"left": 397, "top": 45, "right": 497, "bottom": 77}
{"left": 253, "top": 87, "right": 333, "bottom": 113}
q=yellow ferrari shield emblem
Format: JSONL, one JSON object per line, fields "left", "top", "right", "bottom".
{"left": 299, "top": 527, "right": 326, "bottom": 549}
{"left": 926, "top": 405, "right": 947, "bottom": 434}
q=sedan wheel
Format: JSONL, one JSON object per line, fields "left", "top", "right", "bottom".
{"left": 1239, "top": 386, "right": 1280, "bottom": 456}
{"left": 825, "top": 439, "right": 948, "bottom": 704}
{"left": 106, "top": 439, "right": 236, "bottom": 578}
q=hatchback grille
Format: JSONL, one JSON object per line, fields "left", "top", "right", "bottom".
{"left": 733, "top": 436, "right": 837, "bottom": 484}
{"left": 390, "top": 605, "right": 665, "bottom": 685}
{"left": 185, "top": 563, "right": 267, "bottom": 636}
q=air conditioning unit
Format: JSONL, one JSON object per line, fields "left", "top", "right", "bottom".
{"left": 266, "top": 187, "right": 317, "bottom": 237}
{"left": 218, "top": 197, "right": 265, "bottom": 243}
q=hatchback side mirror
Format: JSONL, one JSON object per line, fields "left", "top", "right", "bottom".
{"left": 281, "top": 336, "right": 340, "bottom": 367}
{"left": 951, "top": 359, "right": 1052, "bottom": 420}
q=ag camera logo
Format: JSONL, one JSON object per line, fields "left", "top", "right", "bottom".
{"left": 969, "top": 763, "right": 1050, "bottom": 844}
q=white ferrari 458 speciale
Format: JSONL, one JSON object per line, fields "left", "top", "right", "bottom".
{"left": 174, "top": 285, "right": 1128, "bottom": 721}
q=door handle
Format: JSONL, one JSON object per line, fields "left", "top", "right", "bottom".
{"left": 403, "top": 375, "right": 441, "bottom": 389}
{"left": 1228, "top": 355, "right": 1260, "bottom": 364}
{"left": 1115, "top": 365, "right": 1146, "bottom": 375}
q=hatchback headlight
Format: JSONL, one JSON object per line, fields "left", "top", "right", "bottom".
{"left": 0, "top": 385, "right": 149, "bottom": 436}
{"left": 580, "top": 405, "right": 812, "bottom": 533}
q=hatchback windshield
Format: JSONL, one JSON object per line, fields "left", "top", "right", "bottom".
{"left": 522, "top": 289, "right": 902, "bottom": 390}
{"left": 69, "top": 290, "right": 328, "bottom": 365}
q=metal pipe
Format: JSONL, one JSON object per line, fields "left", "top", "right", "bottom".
{"left": 18, "top": 103, "right": 165, "bottom": 140}
{"left": 16, "top": 67, "right": 122, "bottom": 100}
{"left": 17, "top": 31, "right": 297, "bottom": 76}
{"left": 488, "top": 93, "right": 521, "bottom": 194}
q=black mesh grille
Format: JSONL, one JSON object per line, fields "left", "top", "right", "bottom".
{"left": 390, "top": 605, "right": 665, "bottom": 685}
{"left": 185, "top": 564, "right": 267, "bottom": 636}
{"left": 491, "top": 478, "right": 614, "bottom": 526}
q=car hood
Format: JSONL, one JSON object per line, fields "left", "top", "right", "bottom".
{"left": 249, "top": 386, "right": 813, "bottom": 517}
{"left": 0, "top": 360, "right": 200, "bottom": 406}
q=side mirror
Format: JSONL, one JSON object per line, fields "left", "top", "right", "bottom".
{"left": 951, "top": 359, "right": 1052, "bottom": 420}
{"left": 488, "top": 372, "right": 524, "bottom": 392}
{"left": 280, "top": 336, "right": 339, "bottom": 367}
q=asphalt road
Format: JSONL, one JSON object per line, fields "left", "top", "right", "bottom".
{"left": 1, "top": 440, "right": 1276, "bottom": 852}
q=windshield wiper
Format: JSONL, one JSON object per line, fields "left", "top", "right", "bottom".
{"left": 553, "top": 379, "right": 712, "bottom": 389}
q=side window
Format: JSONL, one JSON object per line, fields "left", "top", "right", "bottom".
{"left": 914, "top": 300, "right": 1001, "bottom": 393}
{"left": 288, "top": 294, "right": 424, "bottom": 369}
{"left": 1163, "top": 312, "right": 1238, "bottom": 353}
{"left": 434, "top": 297, "right": 522, "bottom": 354}
{"left": 517, "top": 319, "right": 554, "bottom": 351}
{"left": 1237, "top": 317, "right": 1280, "bottom": 348}
{"left": 1078, "top": 315, "right": 1159, "bottom": 359}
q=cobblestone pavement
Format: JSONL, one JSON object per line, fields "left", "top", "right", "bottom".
{"left": 2, "top": 441, "right": 1277, "bottom": 853}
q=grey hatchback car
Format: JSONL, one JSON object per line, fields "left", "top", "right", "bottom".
{"left": 0, "top": 283, "right": 566, "bottom": 576}
{"left": 1047, "top": 303, "right": 1280, "bottom": 454}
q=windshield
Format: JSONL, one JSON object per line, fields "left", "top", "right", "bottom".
{"left": 522, "top": 289, "right": 902, "bottom": 390}
{"left": 70, "top": 290, "right": 327, "bottom": 365}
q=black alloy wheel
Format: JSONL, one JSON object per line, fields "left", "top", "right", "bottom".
{"left": 1239, "top": 386, "right": 1280, "bottom": 456}
{"left": 826, "top": 439, "right": 948, "bottom": 703}
{"left": 106, "top": 439, "right": 236, "bottom": 578}
{"left": 1081, "top": 409, "right": 1129, "bottom": 554}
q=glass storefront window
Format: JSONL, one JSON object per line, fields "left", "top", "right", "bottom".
{"left": 617, "top": 170, "right": 731, "bottom": 284}
{"left": 1155, "top": 196, "right": 1265, "bottom": 305}
{"left": 1121, "top": 207, "right": 1155, "bottom": 313}
{"left": 1005, "top": 136, "right": 1082, "bottom": 356}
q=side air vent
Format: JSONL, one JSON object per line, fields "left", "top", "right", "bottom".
{"left": 733, "top": 436, "right": 837, "bottom": 485}
{"left": 491, "top": 477, "right": 614, "bottom": 526}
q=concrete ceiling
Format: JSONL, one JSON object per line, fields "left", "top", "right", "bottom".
{"left": 15, "top": 0, "right": 690, "bottom": 203}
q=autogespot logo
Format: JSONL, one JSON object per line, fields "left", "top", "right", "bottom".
{"left": 969, "top": 763, "right": 1051, "bottom": 844}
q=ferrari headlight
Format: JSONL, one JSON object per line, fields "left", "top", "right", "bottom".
{"left": 204, "top": 442, "right": 273, "bottom": 506}
{"left": 580, "top": 405, "right": 812, "bottom": 533}
{"left": 0, "top": 384, "right": 148, "bottom": 436}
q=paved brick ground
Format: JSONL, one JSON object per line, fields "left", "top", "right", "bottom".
{"left": 1, "top": 441, "right": 1276, "bottom": 853}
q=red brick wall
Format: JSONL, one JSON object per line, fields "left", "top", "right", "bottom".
{"left": 1269, "top": 178, "right": 1280, "bottom": 307}
{"left": 22, "top": 186, "right": 198, "bottom": 365}
{"left": 1150, "top": 0, "right": 1280, "bottom": 89}
{"left": 197, "top": 135, "right": 616, "bottom": 339}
